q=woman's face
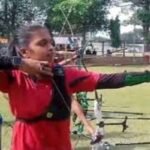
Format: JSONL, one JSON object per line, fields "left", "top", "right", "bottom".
{"left": 25, "top": 28, "right": 55, "bottom": 63}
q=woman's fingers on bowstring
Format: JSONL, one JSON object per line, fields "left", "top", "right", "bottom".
{"left": 20, "top": 58, "right": 53, "bottom": 76}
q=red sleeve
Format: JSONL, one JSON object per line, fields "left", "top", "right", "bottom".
{"left": 65, "top": 67, "right": 99, "bottom": 93}
{"left": 0, "top": 71, "right": 10, "bottom": 93}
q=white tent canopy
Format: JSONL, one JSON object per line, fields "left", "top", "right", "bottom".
{"left": 54, "top": 37, "right": 70, "bottom": 45}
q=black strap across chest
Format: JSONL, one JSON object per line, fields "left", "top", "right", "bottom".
{"left": 16, "top": 65, "right": 71, "bottom": 123}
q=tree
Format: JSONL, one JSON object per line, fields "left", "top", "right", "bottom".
{"left": 44, "top": 0, "right": 110, "bottom": 45}
{"left": 109, "top": 16, "right": 121, "bottom": 48}
{"left": 0, "top": 0, "right": 41, "bottom": 38}
{"left": 123, "top": 0, "right": 150, "bottom": 52}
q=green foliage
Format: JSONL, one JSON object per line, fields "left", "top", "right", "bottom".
{"left": 46, "top": 0, "right": 110, "bottom": 34}
{"left": 123, "top": 0, "right": 150, "bottom": 51}
{"left": 124, "top": 0, "right": 150, "bottom": 25}
{"left": 137, "top": 9, "right": 150, "bottom": 25}
{"left": 0, "top": 0, "right": 38, "bottom": 38}
{"left": 109, "top": 16, "right": 121, "bottom": 48}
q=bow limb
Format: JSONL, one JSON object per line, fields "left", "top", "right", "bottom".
{"left": 59, "top": 6, "right": 74, "bottom": 37}
{"left": 59, "top": 6, "right": 75, "bottom": 62}
{"left": 78, "top": 44, "right": 104, "bottom": 145}
{"left": 59, "top": 6, "right": 73, "bottom": 36}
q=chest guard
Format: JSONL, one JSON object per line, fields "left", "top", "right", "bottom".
{"left": 46, "top": 65, "right": 71, "bottom": 120}
{"left": 17, "top": 65, "right": 71, "bottom": 123}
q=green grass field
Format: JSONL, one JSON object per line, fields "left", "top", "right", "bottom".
{"left": 1, "top": 65, "right": 150, "bottom": 150}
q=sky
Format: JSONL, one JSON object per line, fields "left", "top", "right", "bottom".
{"left": 96, "top": 5, "right": 142, "bottom": 38}
{"left": 108, "top": 6, "right": 134, "bottom": 33}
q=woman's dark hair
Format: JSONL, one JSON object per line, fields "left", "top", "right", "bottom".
{"left": 9, "top": 24, "right": 54, "bottom": 56}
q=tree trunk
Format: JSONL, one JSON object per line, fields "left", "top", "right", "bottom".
{"left": 4, "top": 0, "right": 9, "bottom": 38}
{"left": 82, "top": 29, "right": 86, "bottom": 47}
{"left": 143, "top": 0, "right": 150, "bottom": 52}
{"left": 11, "top": 1, "right": 17, "bottom": 37}
{"left": 143, "top": 25, "right": 150, "bottom": 52}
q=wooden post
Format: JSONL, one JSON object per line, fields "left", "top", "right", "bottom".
{"left": 102, "top": 41, "right": 105, "bottom": 56}
{"left": 123, "top": 41, "right": 126, "bottom": 57}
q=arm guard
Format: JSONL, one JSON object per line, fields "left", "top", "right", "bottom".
{"left": 96, "top": 71, "right": 150, "bottom": 89}
{"left": 125, "top": 71, "right": 150, "bottom": 86}
{"left": 0, "top": 56, "right": 21, "bottom": 70}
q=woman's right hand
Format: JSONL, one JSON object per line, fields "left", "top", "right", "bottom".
{"left": 19, "top": 58, "right": 53, "bottom": 77}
